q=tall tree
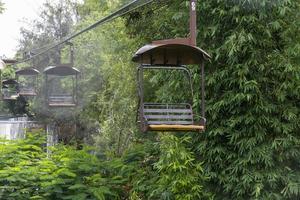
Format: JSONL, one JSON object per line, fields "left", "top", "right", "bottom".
{"left": 16, "top": 0, "right": 82, "bottom": 143}
{"left": 18, "top": 0, "right": 79, "bottom": 68}
{"left": 0, "top": 1, "right": 4, "bottom": 13}
{"left": 74, "top": 0, "right": 139, "bottom": 153}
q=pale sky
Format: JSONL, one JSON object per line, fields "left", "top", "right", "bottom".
{"left": 0, "top": 0, "right": 46, "bottom": 58}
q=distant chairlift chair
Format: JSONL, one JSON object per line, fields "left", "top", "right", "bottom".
{"left": 2, "top": 79, "right": 19, "bottom": 100}
{"left": 15, "top": 68, "right": 40, "bottom": 96}
{"left": 43, "top": 65, "right": 80, "bottom": 107}
{"left": 132, "top": 0, "right": 211, "bottom": 132}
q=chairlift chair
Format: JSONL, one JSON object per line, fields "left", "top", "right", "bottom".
{"left": 132, "top": 0, "right": 211, "bottom": 132}
{"left": 43, "top": 64, "right": 80, "bottom": 107}
{"left": 2, "top": 79, "right": 19, "bottom": 100}
{"left": 15, "top": 68, "right": 40, "bottom": 96}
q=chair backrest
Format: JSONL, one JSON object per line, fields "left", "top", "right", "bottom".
{"left": 49, "top": 95, "right": 74, "bottom": 104}
{"left": 143, "top": 103, "right": 194, "bottom": 125}
{"left": 2, "top": 88, "right": 18, "bottom": 98}
{"left": 19, "top": 87, "right": 35, "bottom": 93}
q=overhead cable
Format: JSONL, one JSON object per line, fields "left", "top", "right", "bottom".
{"left": 15, "top": 0, "right": 157, "bottom": 64}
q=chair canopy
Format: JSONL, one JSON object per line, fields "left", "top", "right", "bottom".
{"left": 132, "top": 43, "right": 211, "bottom": 66}
{"left": 2, "top": 59, "right": 17, "bottom": 64}
{"left": 16, "top": 68, "right": 40, "bottom": 76}
{"left": 44, "top": 65, "right": 80, "bottom": 76}
{"left": 2, "top": 79, "right": 18, "bottom": 85}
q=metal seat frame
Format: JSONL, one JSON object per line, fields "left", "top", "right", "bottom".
{"left": 48, "top": 94, "right": 76, "bottom": 107}
{"left": 15, "top": 68, "right": 40, "bottom": 97}
{"left": 137, "top": 65, "right": 205, "bottom": 132}
{"left": 45, "top": 68, "right": 79, "bottom": 108}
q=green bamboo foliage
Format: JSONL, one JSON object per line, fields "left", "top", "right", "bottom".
{"left": 195, "top": 0, "right": 300, "bottom": 199}
{"left": 124, "top": 0, "right": 300, "bottom": 199}
{"left": 152, "top": 135, "right": 211, "bottom": 199}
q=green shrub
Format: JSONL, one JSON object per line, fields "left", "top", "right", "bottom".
{"left": 0, "top": 132, "right": 121, "bottom": 200}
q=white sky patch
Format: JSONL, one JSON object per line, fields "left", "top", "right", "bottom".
{"left": 0, "top": 0, "right": 46, "bottom": 58}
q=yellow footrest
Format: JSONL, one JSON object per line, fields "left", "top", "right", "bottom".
{"left": 148, "top": 124, "right": 204, "bottom": 132}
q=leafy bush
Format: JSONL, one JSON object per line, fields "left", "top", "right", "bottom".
{"left": 0, "top": 132, "right": 210, "bottom": 199}
{"left": 0, "top": 132, "right": 121, "bottom": 200}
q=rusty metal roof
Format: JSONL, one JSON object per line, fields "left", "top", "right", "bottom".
{"left": 2, "top": 59, "right": 17, "bottom": 64}
{"left": 43, "top": 64, "right": 80, "bottom": 76}
{"left": 16, "top": 68, "right": 40, "bottom": 75}
{"left": 132, "top": 43, "right": 211, "bottom": 65}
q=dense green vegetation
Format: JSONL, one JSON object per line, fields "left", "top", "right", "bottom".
{"left": 0, "top": 0, "right": 299, "bottom": 199}
{"left": 0, "top": 132, "right": 209, "bottom": 199}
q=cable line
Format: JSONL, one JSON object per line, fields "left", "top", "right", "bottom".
{"left": 15, "top": 0, "right": 157, "bottom": 65}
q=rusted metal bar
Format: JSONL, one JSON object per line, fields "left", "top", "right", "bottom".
{"left": 137, "top": 65, "right": 145, "bottom": 130}
{"left": 144, "top": 108, "right": 192, "bottom": 113}
{"left": 190, "top": 0, "right": 197, "bottom": 46}
{"left": 70, "top": 43, "right": 74, "bottom": 66}
{"left": 139, "top": 65, "right": 144, "bottom": 104}
{"left": 73, "top": 76, "right": 76, "bottom": 103}
{"left": 201, "top": 60, "right": 205, "bottom": 121}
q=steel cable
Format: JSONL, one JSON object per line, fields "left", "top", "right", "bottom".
{"left": 15, "top": 0, "right": 158, "bottom": 64}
